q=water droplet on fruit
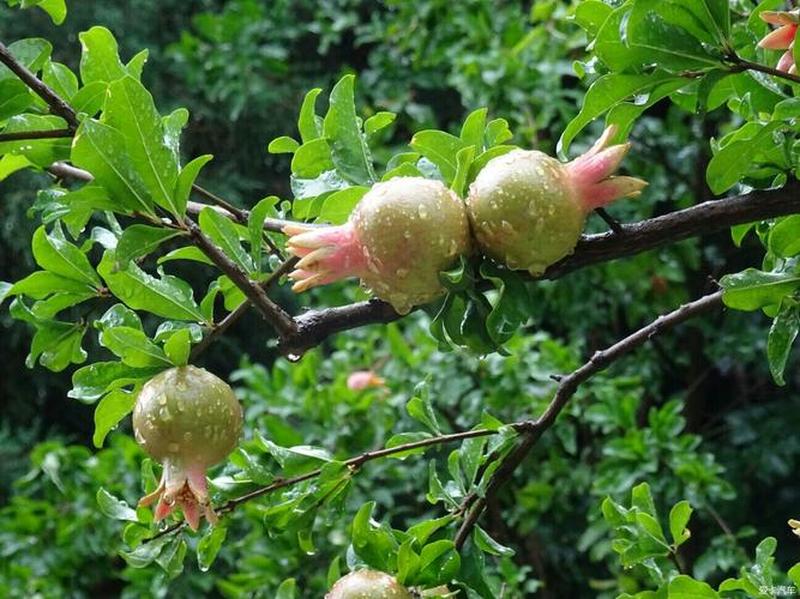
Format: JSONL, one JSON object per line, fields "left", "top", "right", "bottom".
{"left": 395, "top": 268, "right": 408, "bottom": 279}
{"left": 417, "top": 205, "right": 428, "bottom": 219}
{"left": 158, "top": 394, "right": 168, "bottom": 406}
{"left": 168, "top": 442, "right": 180, "bottom": 453}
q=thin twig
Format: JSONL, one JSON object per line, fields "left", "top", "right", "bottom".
{"left": 452, "top": 290, "right": 724, "bottom": 549}
{"left": 0, "top": 128, "right": 73, "bottom": 142}
{"left": 728, "top": 54, "right": 800, "bottom": 86}
{"left": 594, "top": 207, "right": 625, "bottom": 235}
{"left": 185, "top": 219, "right": 298, "bottom": 338}
{"left": 0, "top": 41, "right": 79, "bottom": 129}
{"left": 142, "top": 427, "right": 500, "bottom": 543}
{"left": 189, "top": 256, "right": 299, "bottom": 359}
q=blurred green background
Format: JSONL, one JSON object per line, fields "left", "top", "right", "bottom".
{"left": 1, "top": 1, "right": 798, "bottom": 597}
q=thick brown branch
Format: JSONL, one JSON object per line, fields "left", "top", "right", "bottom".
{"left": 185, "top": 220, "right": 298, "bottom": 338}
{"left": 728, "top": 55, "right": 800, "bottom": 86}
{"left": 280, "top": 182, "right": 799, "bottom": 354}
{"left": 0, "top": 41, "right": 79, "bottom": 129}
{"left": 452, "top": 290, "right": 724, "bottom": 549}
{"left": 0, "top": 128, "right": 72, "bottom": 142}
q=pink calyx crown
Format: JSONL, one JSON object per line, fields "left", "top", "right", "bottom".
{"left": 283, "top": 222, "right": 369, "bottom": 292}
{"left": 565, "top": 125, "right": 648, "bottom": 212}
{"left": 138, "top": 460, "right": 215, "bottom": 531}
{"left": 758, "top": 10, "right": 799, "bottom": 75}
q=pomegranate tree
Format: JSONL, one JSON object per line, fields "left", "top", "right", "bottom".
{"left": 134, "top": 366, "right": 243, "bottom": 530}
{"left": 467, "top": 126, "right": 647, "bottom": 275}
{"left": 284, "top": 176, "right": 471, "bottom": 314}
{"left": 326, "top": 570, "right": 413, "bottom": 599}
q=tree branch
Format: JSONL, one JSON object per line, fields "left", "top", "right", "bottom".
{"left": 0, "top": 41, "right": 79, "bottom": 129}
{"left": 279, "top": 182, "right": 798, "bottom": 354}
{"left": 452, "top": 290, "right": 724, "bottom": 549}
{"left": 728, "top": 54, "right": 800, "bottom": 86}
{"left": 0, "top": 128, "right": 73, "bottom": 142}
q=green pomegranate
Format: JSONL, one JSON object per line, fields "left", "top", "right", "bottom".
{"left": 134, "top": 366, "right": 243, "bottom": 530}
{"left": 467, "top": 126, "right": 647, "bottom": 275}
{"left": 284, "top": 176, "right": 470, "bottom": 314}
{"left": 326, "top": 570, "right": 414, "bottom": 599}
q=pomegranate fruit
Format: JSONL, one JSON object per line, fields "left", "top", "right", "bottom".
{"left": 758, "top": 10, "right": 799, "bottom": 74}
{"left": 284, "top": 177, "right": 470, "bottom": 314}
{"left": 326, "top": 570, "right": 413, "bottom": 599}
{"left": 466, "top": 126, "right": 647, "bottom": 275}
{"left": 134, "top": 366, "right": 243, "bottom": 530}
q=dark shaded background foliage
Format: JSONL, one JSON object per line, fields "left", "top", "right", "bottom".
{"left": 1, "top": 1, "right": 799, "bottom": 597}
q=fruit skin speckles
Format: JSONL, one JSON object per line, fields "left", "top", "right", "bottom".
{"left": 284, "top": 176, "right": 471, "bottom": 314}
{"left": 325, "top": 570, "right": 414, "bottom": 599}
{"left": 466, "top": 126, "right": 647, "bottom": 276}
{"left": 133, "top": 365, "right": 243, "bottom": 530}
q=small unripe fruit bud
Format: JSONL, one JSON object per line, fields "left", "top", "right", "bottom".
{"left": 284, "top": 177, "right": 471, "bottom": 314}
{"left": 467, "top": 126, "right": 646, "bottom": 275}
{"left": 326, "top": 570, "right": 413, "bottom": 599}
{"left": 134, "top": 366, "right": 243, "bottom": 530}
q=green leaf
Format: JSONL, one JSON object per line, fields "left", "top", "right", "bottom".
{"left": 268, "top": 136, "right": 300, "bottom": 154}
{"left": 0, "top": 79, "right": 33, "bottom": 121}
{"left": 71, "top": 81, "right": 108, "bottom": 116}
{"left": 668, "top": 501, "right": 693, "bottom": 547}
{"left": 164, "top": 328, "right": 192, "bottom": 367}
{"left": 158, "top": 246, "right": 214, "bottom": 267}
{"left": 484, "top": 118, "right": 513, "bottom": 147}
{"left": 155, "top": 537, "right": 186, "bottom": 579}
{"left": 8, "top": 271, "right": 95, "bottom": 300}
{"left": 323, "top": 75, "right": 375, "bottom": 185}
{"left": 69, "top": 361, "right": 160, "bottom": 403}
{"left": 105, "top": 76, "right": 181, "bottom": 217}
{"left": 115, "top": 225, "right": 182, "bottom": 267}
{"left": 99, "top": 326, "right": 172, "bottom": 368}
{"left": 32, "top": 226, "right": 101, "bottom": 288}
{"left": 769, "top": 215, "right": 800, "bottom": 258}
{"left": 417, "top": 540, "right": 461, "bottom": 586}
{"left": 351, "top": 501, "right": 398, "bottom": 572}
{"left": 573, "top": 0, "right": 614, "bottom": 37}
{"left": 98, "top": 253, "right": 206, "bottom": 322}
{"left": 197, "top": 526, "right": 227, "bottom": 572}
{"left": 721, "top": 269, "right": 800, "bottom": 311}
{"left": 71, "top": 119, "right": 155, "bottom": 216}
{"left": 410, "top": 130, "right": 465, "bottom": 183}
{"left": 93, "top": 389, "right": 136, "bottom": 447}
{"left": 767, "top": 303, "right": 800, "bottom": 386}
{"left": 0, "top": 114, "right": 71, "bottom": 167}
{"left": 460, "top": 108, "right": 488, "bottom": 149}
{"left": 474, "top": 525, "right": 515, "bottom": 557}
{"left": 297, "top": 87, "right": 323, "bottom": 143}
{"left": 79, "top": 26, "right": 127, "bottom": 85}
{"left": 407, "top": 390, "right": 441, "bottom": 434}
{"left": 451, "top": 146, "right": 476, "bottom": 197}
{"left": 199, "top": 207, "right": 254, "bottom": 273}
{"left": 667, "top": 575, "right": 719, "bottom": 598}
{"left": 364, "top": 111, "right": 396, "bottom": 137}
{"left": 0, "top": 154, "right": 31, "bottom": 181}
{"left": 319, "top": 186, "right": 368, "bottom": 225}
{"left": 248, "top": 196, "right": 278, "bottom": 268}
{"left": 291, "top": 138, "right": 334, "bottom": 179}
{"left": 275, "top": 578, "right": 296, "bottom": 599}
{"left": 120, "top": 534, "right": 171, "bottom": 568}
{"left": 0, "top": 38, "right": 51, "bottom": 81}
{"left": 479, "top": 261, "right": 530, "bottom": 346}
{"left": 174, "top": 155, "right": 213, "bottom": 218}
{"left": 559, "top": 72, "right": 682, "bottom": 154}
{"left": 42, "top": 60, "right": 78, "bottom": 100}
{"left": 97, "top": 488, "right": 139, "bottom": 522}
{"left": 706, "top": 123, "right": 783, "bottom": 194}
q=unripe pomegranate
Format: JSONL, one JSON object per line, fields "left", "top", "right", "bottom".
{"left": 758, "top": 10, "right": 799, "bottom": 75}
{"left": 347, "top": 370, "right": 386, "bottom": 391}
{"left": 467, "top": 126, "right": 647, "bottom": 275}
{"left": 284, "top": 177, "right": 470, "bottom": 314}
{"left": 134, "top": 366, "right": 243, "bottom": 530}
{"left": 326, "top": 570, "right": 413, "bottom": 599}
